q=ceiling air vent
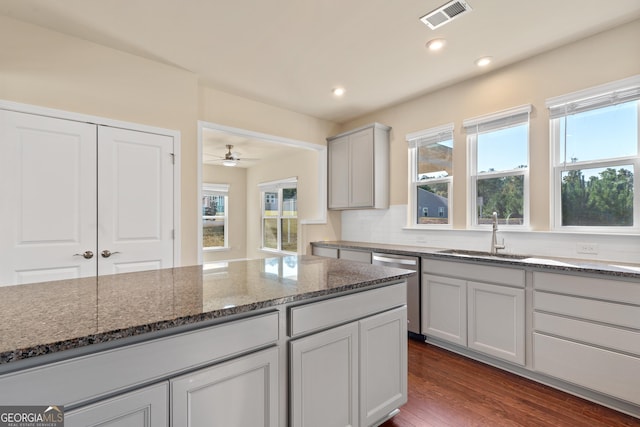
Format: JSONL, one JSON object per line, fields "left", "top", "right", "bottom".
{"left": 420, "top": 0, "right": 472, "bottom": 30}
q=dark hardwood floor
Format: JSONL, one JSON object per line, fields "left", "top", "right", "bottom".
{"left": 381, "top": 339, "right": 640, "bottom": 427}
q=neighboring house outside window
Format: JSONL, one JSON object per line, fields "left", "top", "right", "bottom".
{"left": 202, "top": 183, "right": 229, "bottom": 250}
{"left": 407, "top": 123, "right": 454, "bottom": 227}
{"left": 547, "top": 75, "right": 640, "bottom": 231}
{"left": 464, "top": 105, "right": 531, "bottom": 228}
{"left": 260, "top": 177, "right": 298, "bottom": 253}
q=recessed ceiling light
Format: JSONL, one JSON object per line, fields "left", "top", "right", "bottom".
{"left": 475, "top": 56, "right": 492, "bottom": 67}
{"left": 332, "top": 87, "right": 345, "bottom": 97}
{"left": 426, "top": 38, "right": 446, "bottom": 51}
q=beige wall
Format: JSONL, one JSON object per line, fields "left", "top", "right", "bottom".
{"left": 0, "top": 15, "right": 200, "bottom": 265}
{"left": 339, "top": 18, "right": 640, "bottom": 231}
{"left": 202, "top": 164, "right": 248, "bottom": 261}
{"left": 0, "top": 15, "right": 342, "bottom": 266}
{"left": 198, "top": 86, "right": 342, "bottom": 258}
{"left": 3, "top": 13, "right": 636, "bottom": 261}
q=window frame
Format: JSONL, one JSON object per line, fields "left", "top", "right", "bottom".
{"left": 259, "top": 177, "right": 298, "bottom": 254}
{"left": 202, "top": 183, "right": 229, "bottom": 251}
{"left": 407, "top": 123, "right": 454, "bottom": 229}
{"left": 464, "top": 105, "right": 532, "bottom": 229}
{"left": 547, "top": 75, "right": 640, "bottom": 232}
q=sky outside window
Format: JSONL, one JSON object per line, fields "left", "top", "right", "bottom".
{"left": 477, "top": 124, "right": 528, "bottom": 173}
{"left": 560, "top": 101, "right": 638, "bottom": 164}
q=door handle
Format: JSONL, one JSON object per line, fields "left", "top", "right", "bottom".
{"left": 101, "top": 250, "right": 121, "bottom": 258}
{"left": 73, "top": 251, "right": 94, "bottom": 259}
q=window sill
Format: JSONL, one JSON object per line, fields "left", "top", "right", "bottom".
{"left": 203, "top": 247, "right": 231, "bottom": 252}
{"left": 259, "top": 248, "right": 298, "bottom": 256}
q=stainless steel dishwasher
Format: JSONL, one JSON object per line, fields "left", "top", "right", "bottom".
{"left": 372, "top": 253, "right": 421, "bottom": 335}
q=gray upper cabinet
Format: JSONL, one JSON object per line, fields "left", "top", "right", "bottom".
{"left": 327, "top": 123, "right": 390, "bottom": 210}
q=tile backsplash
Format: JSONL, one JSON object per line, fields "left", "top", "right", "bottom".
{"left": 341, "top": 205, "right": 640, "bottom": 264}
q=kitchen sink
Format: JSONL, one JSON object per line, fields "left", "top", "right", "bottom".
{"left": 437, "top": 249, "right": 530, "bottom": 260}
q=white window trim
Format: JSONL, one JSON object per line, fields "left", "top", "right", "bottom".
{"left": 260, "top": 177, "right": 298, "bottom": 254}
{"left": 407, "top": 123, "right": 454, "bottom": 229}
{"left": 547, "top": 76, "right": 640, "bottom": 233}
{"left": 202, "top": 183, "right": 229, "bottom": 251}
{"left": 464, "top": 105, "right": 532, "bottom": 229}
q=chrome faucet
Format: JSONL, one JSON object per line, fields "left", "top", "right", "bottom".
{"left": 490, "top": 212, "right": 505, "bottom": 255}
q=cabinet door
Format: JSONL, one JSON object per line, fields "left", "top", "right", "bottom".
{"left": 467, "top": 281, "right": 525, "bottom": 365}
{"left": 349, "top": 128, "right": 374, "bottom": 208}
{"left": 290, "top": 322, "right": 359, "bottom": 427}
{"left": 0, "top": 110, "right": 97, "bottom": 285}
{"left": 328, "top": 135, "right": 350, "bottom": 209}
{"left": 66, "top": 382, "right": 168, "bottom": 427}
{"left": 171, "top": 347, "right": 279, "bottom": 427}
{"left": 359, "top": 306, "right": 408, "bottom": 426}
{"left": 422, "top": 274, "right": 467, "bottom": 346}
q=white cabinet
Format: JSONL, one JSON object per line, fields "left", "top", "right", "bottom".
{"left": 467, "top": 281, "right": 524, "bottom": 364}
{"left": 311, "top": 246, "right": 372, "bottom": 263}
{"left": 290, "top": 322, "right": 360, "bottom": 427}
{"left": 172, "top": 347, "right": 279, "bottom": 427}
{"left": 327, "top": 123, "right": 390, "bottom": 210}
{"left": 66, "top": 383, "right": 168, "bottom": 427}
{"left": 359, "top": 307, "right": 408, "bottom": 426}
{"left": 533, "top": 271, "right": 640, "bottom": 405}
{"left": 340, "top": 248, "right": 372, "bottom": 264}
{"left": 311, "top": 246, "right": 338, "bottom": 258}
{"left": 422, "top": 259, "right": 525, "bottom": 365}
{"left": 289, "top": 282, "right": 408, "bottom": 427}
{"left": 422, "top": 274, "right": 467, "bottom": 346}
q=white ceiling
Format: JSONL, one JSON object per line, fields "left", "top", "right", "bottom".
{"left": 202, "top": 127, "right": 301, "bottom": 168}
{"left": 1, "top": 0, "right": 639, "bottom": 124}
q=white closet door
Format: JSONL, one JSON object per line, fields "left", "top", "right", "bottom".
{"left": 97, "top": 127, "right": 174, "bottom": 275}
{"left": 0, "top": 110, "right": 97, "bottom": 286}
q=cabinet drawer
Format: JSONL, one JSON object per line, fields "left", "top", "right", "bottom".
{"left": 534, "top": 333, "right": 640, "bottom": 405}
{"left": 339, "top": 249, "right": 371, "bottom": 263}
{"left": 533, "top": 271, "right": 640, "bottom": 305}
{"left": 312, "top": 246, "right": 338, "bottom": 258}
{"left": 0, "top": 311, "right": 279, "bottom": 407}
{"left": 423, "top": 259, "right": 524, "bottom": 288}
{"left": 289, "top": 282, "right": 406, "bottom": 337}
{"left": 534, "top": 312, "right": 640, "bottom": 356}
{"left": 534, "top": 291, "right": 640, "bottom": 329}
{"left": 66, "top": 382, "right": 169, "bottom": 427}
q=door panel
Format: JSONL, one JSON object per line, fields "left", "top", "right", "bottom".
{"left": 97, "top": 127, "right": 174, "bottom": 276}
{"left": 0, "top": 110, "right": 97, "bottom": 286}
{"left": 290, "top": 322, "right": 359, "bottom": 427}
{"left": 172, "top": 347, "right": 278, "bottom": 427}
{"left": 349, "top": 128, "right": 374, "bottom": 207}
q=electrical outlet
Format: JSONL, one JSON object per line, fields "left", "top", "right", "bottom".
{"left": 577, "top": 242, "right": 599, "bottom": 255}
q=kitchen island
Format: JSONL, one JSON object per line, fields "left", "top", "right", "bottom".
{"left": 0, "top": 255, "right": 413, "bottom": 427}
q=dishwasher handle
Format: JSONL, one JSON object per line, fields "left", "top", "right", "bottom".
{"left": 372, "top": 254, "right": 417, "bottom": 267}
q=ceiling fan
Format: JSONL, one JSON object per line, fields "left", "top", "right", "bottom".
{"left": 213, "top": 144, "right": 258, "bottom": 167}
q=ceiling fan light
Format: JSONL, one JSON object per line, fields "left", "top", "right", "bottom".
{"left": 222, "top": 159, "right": 237, "bottom": 167}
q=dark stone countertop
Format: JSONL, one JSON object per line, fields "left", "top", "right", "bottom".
{"left": 0, "top": 255, "right": 413, "bottom": 365}
{"left": 311, "top": 241, "right": 640, "bottom": 279}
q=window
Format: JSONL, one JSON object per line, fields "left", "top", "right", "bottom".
{"left": 464, "top": 105, "right": 531, "bottom": 227}
{"left": 202, "top": 183, "right": 229, "bottom": 250}
{"left": 407, "top": 123, "right": 453, "bottom": 226}
{"left": 547, "top": 76, "right": 640, "bottom": 230}
{"left": 259, "top": 177, "right": 297, "bottom": 253}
